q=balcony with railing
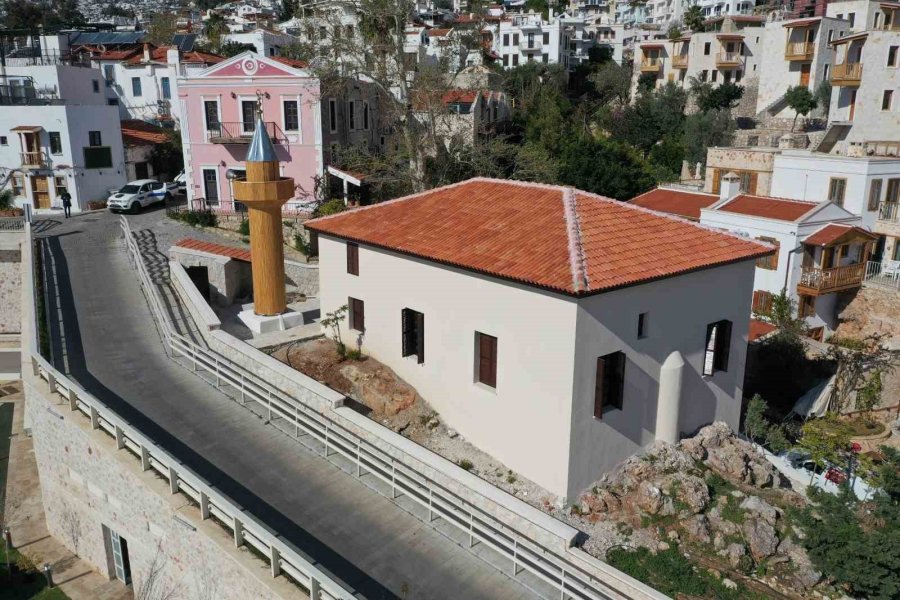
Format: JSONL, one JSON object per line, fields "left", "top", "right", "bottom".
{"left": 784, "top": 41, "right": 815, "bottom": 61}
{"left": 875, "top": 201, "right": 900, "bottom": 236}
{"left": 715, "top": 51, "right": 743, "bottom": 68}
{"left": 797, "top": 262, "right": 866, "bottom": 295}
{"left": 671, "top": 54, "right": 688, "bottom": 69}
{"left": 20, "top": 151, "right": 49, "bottom": 168}
{"left": 831, "top": 62, "right": 863, "bottom": 86}
{"left": 639, "top": 57, "right": 663, "bottom": 73}
{"left": 863, "top": 260, "right": 900, "bottom": 291}
{"left": 519, "top": 37, "right": 543, "bottom": 51}
{"left": 206, "top": 121, "right": 283, "bottom": 144}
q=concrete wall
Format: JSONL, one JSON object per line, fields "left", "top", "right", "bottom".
{"left": 566, "top": 260, "right": 755, "bottom": 497}
{"left": 0, "top": 242, "right": 22, "bottom": 333}
{"left": 24, "top": 375, "right": 304, "bottom": 600}
{"left": 284, "top": 259, "right": 318, "bottom": 297}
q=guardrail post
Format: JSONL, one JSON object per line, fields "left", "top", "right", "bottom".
{"left": 356, "top": 439, "right": 361, "bottom": 477}
{"left": 140, "top": 445, "right": 151, "bottom": 471}
{"left": 391, "top": 463, "right": 396, "bottom": 499}
{"left": 47, "top": 372, "right": 57, "bottom": 394}
{"left": 324, "top": 423, "right": 329, "bottom": 457}
{"left": 68, "top": 392, "right": 77, "bottom": 412}
{"left": 199, "top": 491, "right": 210, "bottom": 520}
{"left": 560, "top": 569, "right": 566, "bottom": 600}
{"left": 89, "top": 407, "right": 100, "bottom": 430}
{"left": 114, "top": 426, "right": 125, "bottom": 450}
{"left": 233, "top": 517, "right": 244, "bottom": 547}
{"left": 267, "top": 390, "right": 272, "bottom": 422}
{"left": 214, "top": 357, "right": 220, "bottom": 388}
{"left": 168, "top": 465, "right": 179, "bottom": 494}
{"left": 269, "top": 546, "right": 281, "bottom": 577}
{"left": 240, "top": 376, "right": 245, "bottom": 405}
{"left": 469, "top": 512, "right": 474, "bottom": 547}
{"left": 31, "top": 355, "right": 40, "bottom": 377}
{"left": 310, "top": 577, "right": 321, "bottom": 600}
{"left": 513, "top": 539, "right": 519, "bottom": 576}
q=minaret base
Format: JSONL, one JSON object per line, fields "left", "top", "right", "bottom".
{"left": 237, "top": 304, "right": 305, "bottom": 335}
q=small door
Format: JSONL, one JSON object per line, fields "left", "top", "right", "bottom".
{"left": 241, "top": 100, "right": 257, "bottom": 133}
{"left": 31, "top": 176, "right": 51, "bottom": 209}
{"left": 849, "top": 89, "right": 857, "bottom": 121}
{"left": 134, "top": 161, "right": 149, "bottom": 180}
{"left": 110, "top": 530, "right": 132, "bottom": 584}
{"left": 800, "top": 63, "right": 811, "bottom": 87}
{"left": 202, "top": 168, "right": 219, "bottom": 203}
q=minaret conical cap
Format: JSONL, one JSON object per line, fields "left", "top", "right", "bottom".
{"left": 246, "top": 116, "right": 277, "bottom": 162}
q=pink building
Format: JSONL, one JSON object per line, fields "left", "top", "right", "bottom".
{"left": 177, "top": 52, "right": 324, "bottom": 212}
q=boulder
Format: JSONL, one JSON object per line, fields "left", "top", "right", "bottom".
{"left": 635, "top": 481, "right": 665, "bottom": 514}
{"left": 674, "top": 475, "right": 710, "bottom": 514}
{"left": 599, "top": 490, "right": 621, "bottom": 513}
{"left": 740, "top": 496, "right": 778, "bottom": 525}
{"left": 683, "top": 514, "right": 712, "bottom": 544}
{"left": 777, "top": 537, "right": 821, "bottom": 589}
{"left": 743, "top": 517, "right": 779, "bottom": 560}
{"left": 722, "top": 542, "right": 747, "bottom": 568}
{"left": 579, "top": 494, "right": 605, "bottom": 515}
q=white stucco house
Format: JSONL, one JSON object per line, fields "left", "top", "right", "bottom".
{"left": 305, "top": 178, "right": 772, "bottom": 499}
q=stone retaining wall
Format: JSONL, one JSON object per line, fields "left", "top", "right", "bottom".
{"left": 0, "top": 244, "right": 22, "bottom": 333}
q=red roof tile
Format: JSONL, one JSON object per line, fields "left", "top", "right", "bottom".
{"left": 271, "top": 56, "right": 309, "bottom": 68}
{"left": 428, "top": 28, "right": 452, "bottom": 37}
{"left": 749, "top": 319, "right": 777, "bottom": 341}
{"left": 718, "top": 194, "right": 818, "bottom": 222}
{"left": 120, "top": 120, "right": 170, "bottom": 146}
{"left": 174, "top": 238, "right": 252, "bottom": 262}
{"left": 803, "top": 223, "right": 877, "bottom": 247}
{"left": 629, "top": 187, "right": 719, "bottom": 221}
{"left": 305, "top": 178, "right": 772, "bottom": 296}
{"left": 121, "top": 45, "right": 223, "bottom": 65}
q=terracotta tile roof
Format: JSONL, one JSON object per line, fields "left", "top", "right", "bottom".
{"left": 783, "top": 17, "right": 822, "bottom": 27}
{"left": 305, "top": 178, "right": 773, "bottom": 296}
{"left": 749, "top": 319, "right": 777, "bottom": 342}
{"left": 718, "top": 194, "right": 818, "bottom": 222}
{"left": 271, "top": 56, "right": 309, "bottom": 68}
{"left": 428, "top": 28, "right": 452, "bottom": 37}
{"left": 443, "top": 89, "right": 478, "bottom": 104}
{"left": 121, "top": 45, "right": 223, "bottom": 65}
{"left": 174, "top": 238, "right": 251, "bottom": 262}
{"left": 120, "top": 120, "right": 170, "bottom": 146}
{"left": 629, "top": 187, "right": 719, "bottom": 221}
{"left": 803, "top": 223, "right": 878, "bottom": 247}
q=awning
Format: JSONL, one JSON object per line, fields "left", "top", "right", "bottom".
{"left": 830, "top": 31, "right": 868, "bottom": 46}
{"left": 641, "top": 42, "right": 665, "bottom": 49}
{"left": 784, "top": 17, "right": 821, "bottom": 27}
{"left": 716, "top": 33, "right": 744, "bottom": 39}
{"left": 327, "top": 166, "right": 366, "bottom": 187}
{"left": 10, "top": 125, "right": 42, "bottom": 133}
{"left": 803, "top": 223, "right": 878, "bottom": 247}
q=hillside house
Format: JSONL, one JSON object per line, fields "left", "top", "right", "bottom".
{"left": 305, "top": 178, "right": 771, "bottom": 499}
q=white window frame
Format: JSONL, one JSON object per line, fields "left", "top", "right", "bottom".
{"left": 201, "top": 96, "right": 222, "bottom": 139}
{"left": 238, "top": 95, "right": 259, "bottom": 135}
{"left": 281, "top": 94, "right": 302, "bottom": 141}
{"left": 200, "top": 166, "right": 221, "bottom": 206}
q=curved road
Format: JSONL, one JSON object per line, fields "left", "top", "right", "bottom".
{"left": 38, "top": 209, "right": 540, "bottom": 600}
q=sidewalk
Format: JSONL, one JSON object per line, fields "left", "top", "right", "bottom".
{"left": 2, "top": 380, "right": 132, "bottom": 600}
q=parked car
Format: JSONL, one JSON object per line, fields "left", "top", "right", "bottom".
{"left": 107, "top": 180, "right": 174, "bottom": 213}
{"left": 172, "top": 171, "right": 187, "bottom": 195}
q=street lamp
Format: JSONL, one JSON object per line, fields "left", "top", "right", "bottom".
{"left": 42, "top": 562, "right": 53, "bottom": 588}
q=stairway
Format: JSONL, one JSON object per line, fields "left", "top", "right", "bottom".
{"left": 814, "top": 122, "right": 852, "bottom": 154}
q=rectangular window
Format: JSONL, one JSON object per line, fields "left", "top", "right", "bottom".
{"left": 543, "top": 32, "right": 549, "bottom": 44}
{"left": 887, "top": 178, "right": 900, "bottom": 203}
{"left": 328, "top": 99, "right": 337, "bottom": 132}
{"left": 475, "top": 332, "right": 497, "bottom": 388}
{"left": 637, "top": 312, "right": 648, "bottom": 339}
{"left": 241, "top": 100, "right": 256, "bottom": 131}
{"left": 594, "top": 351, "right": 625, "bottom": 418}
{"left": 888, "top": 46, "right": 899, "bottom": 67}
{"left": 131, "top": 77, "right": 142, "bottom": 97}
{"left": 204, "top": 100, "right": 219, "bottom": 129}
{"left": 703, "top": 320, "right": 732, "bottom": 376}
{"left": 346, "top": 242, "right": 359, "bottom": 275}
{"left": 503, "top": 33, "right": 509, "bottom": 46}
{"left": 883, "top": 89, "right": 894, "bottom": 111}
{"left": 12, "top": 174, "right": 24, "bottom": 196}
{"left": 349, "top": 297, "right": 365, "bottom": 332}
{"left": 503, "top": 54, "right": 509, "bottom": 66}
{"left": 161, "top": 77, "right": 171, "bottom": 99}
{"left": 88, "top": 131, "right": 102, "bottom": 146}
{"left": 401, "top": 308, "right": 425, "bottom": 364}
{"left": 755, "top": 236, "right": 779, "bottom": 270}
{"left": 49, "top": 131, "right": 62, "bottom": 154}
{"left": 92, "top": 79, "right": 100, "bottom": 93}
{"left": 752, "top": 290, "right": 774, "bottom": 314}
{"left": 704, "top": 41, "right": 711, "bottom": 55}
{"left": 848, "top": 12, "right": 855, "bottom": 27}
{"left": 711, "top": 70, "right": 718, "bottom": 82}
{"left": 513, "top": 54, "right": 519, "bottom": 66}
{"left": 869, "top": 179, "right": 883, "bottom": 210}
{"left": 108, "top": 98, "right": 119, "bottom": 106}
{"left": 83, "top": 146, "right": 112, "bottom": 169}
{"left": 54, "top": 175, "right": 67, "bottom": 196}
{"left": 363, "top": 102, "right": 369, "bottom": 130}
{"left": 349, "top": 101, "right": 356, "bottom": 130}
{"left": 798, "top": 294, "right": 815, "bottom": 318}
{"left": 828, "top": 177, "right": 846, "bottom": 206}
{"left": 513, "top": 33, "right": 519, "bottom": 45}
{"left": 283, "top": 100, "right": 299, "bottom": 131}
{"left": 0, "top": 136, "right": 7, "bottom": 145}
{"left": 103, "top": 64, "right": 115, "bottom": 86}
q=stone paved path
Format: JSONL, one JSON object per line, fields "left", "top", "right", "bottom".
{"left": 2, "top": 381, "right": 132, "bottom": 600}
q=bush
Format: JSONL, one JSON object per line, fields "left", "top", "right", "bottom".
{"left": 315, "top": 199, "right": 346, "bottom": 217}
{"left": 172, "top": 209, "right": 218, "bottom": 228}
{"left": 294, "top": 232, "right": 314, "bottom": 256}
{"left": 0, "top": 189, "right": 13, "bottom": 210}
{"left": 238, "top": 218, "right": 250, "bottom": 236}
{"left": 458, "top": 459, "right": 474, "bottom": 471}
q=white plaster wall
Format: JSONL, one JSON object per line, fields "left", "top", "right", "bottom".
{"left": 24, "top": 376, "right": 304, "bottom": 600}
{"left": 566, "top": 260, "right": 756, "bottom": 498}
{"left": 3, "top": 64, "right": 106, "bottom": 105}
{"left": 317, "top": 234, "right": 579, "bottom": 497}
{"left": 825, "top": 0, "right": 879, "bottom": 32}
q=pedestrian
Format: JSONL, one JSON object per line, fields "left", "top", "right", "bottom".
{"left": 61, "top": 190, "right": 72, "bottom": 218}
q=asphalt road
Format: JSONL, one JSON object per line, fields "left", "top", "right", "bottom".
{"left": 37, "top": 208, "right": 539, "bottom": 600}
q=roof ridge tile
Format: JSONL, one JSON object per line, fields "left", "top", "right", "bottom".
{"left": 562, "top": 187, "right": 589, "bottom": 292}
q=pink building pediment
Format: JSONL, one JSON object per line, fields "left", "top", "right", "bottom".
{"left": 201, "top": 54, "right": 300, "bottom": 78}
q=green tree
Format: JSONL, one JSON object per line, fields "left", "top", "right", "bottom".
{"left": 692, "top": 80, "right": 744, "bottom": 111}
{"left": 278, "top": 0, "right": 298, "bottom": 20}
{"left": 204, "top": 12, "right": 229, "bottom": 52}
{"left": 557, "top": 136, "right": 656, "bottom": 200}
{"left": 682, "top": 107, "right": 733, "bottom": 165}
{"left": 666, "top": 25, "right": 683, "bottom": 41}
{"left": 218, "top": 41, "right": 256, "bottom": 57}
{"left": 765, "top": 289, "right": 807, "bottom": 338}
{"left": 1, "top": 0, "right": 43, "bottom": 28}
{"left": 148, "top": 130, "right": 184, "bottom": 181}
{"left": 743, "top": 394, "right": 790, "bottom": 452}
{"left": 798, "top": 414, "right": 853, "bottom": 483}
{"left": 648, "top": 135, "right": 684, "bottom": 182}
{"left": 146, "top": 13, "right": 177, "bottom": 46}
{"left": 683, "top": 3, "right": 706, "bottom": 32}
{"left": 785, "top": 85, "right": 818, "bottom": 131}
{"left": 587, "top": 61, "right": 632, "bottom": 106}
{"left": 855, "top": 369, "right": 883, "bottom": 425}
{"left": 606, "top": 82, "right": 687, "bottom": 157}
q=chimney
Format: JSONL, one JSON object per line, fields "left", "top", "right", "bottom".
{"left": 719, "top": 171, "right": 741, "bottom": 201}
{"left": 143, "top": 42, "right": 151, "bottom": 63}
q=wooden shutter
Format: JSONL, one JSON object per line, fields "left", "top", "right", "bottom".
{"left": 477, "top": 333, "right": 497, "bottom": 387}
{"left": 748, "top": 172, "right": 759, "bottom": 195}
{"left": 594, "top": 357, "right": 606, "bottom": 419}
{"left": 711, "top": 169, "right": 722, "bottom": 194}
{"left": 415, "top": 311, "right": 425, "bottom": 364}
{"left": 401, "top": 309, "right": 413, "bottom": 357}
{"left": 350, "top": 298, "right": 364, "bottom": 331}
{"left": 346, "top": 242, "right": 359, "bottom": 275}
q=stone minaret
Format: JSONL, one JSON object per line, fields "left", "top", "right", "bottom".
{"left": 232, "top": 103, "right": 295, "bottom": 316}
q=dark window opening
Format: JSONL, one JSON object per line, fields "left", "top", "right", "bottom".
{"left": 346, "top": 242, "right": 359, "bottom": 275}
{"left": 349, "top": 297, "right": 365, "bottom": 331}
{"left": 594, "top": 351, "right": 625, "bottom": 418}
{"left": 402, "top": 308, "right": 425, "bottom": 364}
{"left": 475, "top": 332, "right": 497, "bottom": 388}
{"left": 703, "top": 319, "right": 732, "bottom": 376}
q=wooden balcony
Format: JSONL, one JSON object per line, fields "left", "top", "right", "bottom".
{"left": 831, "top": 62, "right": 862, "bottom": 86}
{"left": 20, "top": 151, "right": 48, "bottom": 168}
{"left": 671, "top": 54, "right": 688, "bottom": 69}
{"left": 639, "top": 57, "right": 662, "bottom": 73}
{"left": 797, "top": 263, "right": 865, "bottom": 296}
{"left": 715, "top": 51, "right": 743, "bottom": 68}
{"left": 784, "top": 41, "right": 815, "bottom": 61}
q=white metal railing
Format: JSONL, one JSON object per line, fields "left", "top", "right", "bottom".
{"left": 877, "top": 201, "right": 900, "bottom": 223}
{"left": 864, "top": 260, "right": 900, "bottom": 290}
{"left": 0, "top": 217, "right": 25, "bottom": 231}
{"left": 23, "top": 221, "right": 350, "bottom": 600}
{"left": 117, "top": 217, "right": 666, "bottom": 600}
